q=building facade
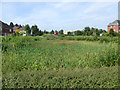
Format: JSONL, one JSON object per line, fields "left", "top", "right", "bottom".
{"left": 0, "top": 21, "right": 13, "bottom": 36}
{"left": 108, "top": 20, "right": 120, "bottom": 34}
{"left": 13, "top": 26, "right": 24, "bottom": 33}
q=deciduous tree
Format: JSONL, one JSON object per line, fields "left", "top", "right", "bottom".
{"left": 24, "top": 24, "right": 31, "bottom": 35}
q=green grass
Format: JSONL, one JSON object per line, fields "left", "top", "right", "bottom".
{"left": 2, "top": 66, "right": 118, "bottom": 88}
{"left": 2, "top": 36, "right": 119, "bottom": 88}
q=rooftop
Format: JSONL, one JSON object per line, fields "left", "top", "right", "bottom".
{"left": 108, "top": 20, "right": 120, "bottom": 26}
{"left": 0, "top": 21, "right": 11, "bottom": 29}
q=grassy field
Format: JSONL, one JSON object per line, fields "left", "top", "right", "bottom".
{"left": 2, "top": 36, "right": 119, "bottom": 88}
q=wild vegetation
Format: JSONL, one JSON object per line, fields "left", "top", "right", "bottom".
{"left": 2, "top": 36, "right": 119, "bottom": 88}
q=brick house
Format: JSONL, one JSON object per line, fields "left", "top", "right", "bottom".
{"left": 108, "top": 20, "right": 120, "bottom": 34}
{"left": 0, "top": 21, "right": 13, "bottom": 36}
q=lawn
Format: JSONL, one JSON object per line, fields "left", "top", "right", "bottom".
{"left": 2, "top": 36, "right": 119, "bottom": 88}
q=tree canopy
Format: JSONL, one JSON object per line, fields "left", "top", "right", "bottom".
{"left": 10, "top": 22, "right": 14, "bottom": 28}
{"left": 24, "top": 24, "right": 31, "bottom": 35}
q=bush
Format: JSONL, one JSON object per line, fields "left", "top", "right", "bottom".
{"left": 2, "top": 36, "right": 33, "bottom": 52}
{"left": 33, "top": 36, "right": 40, "bottom": 41}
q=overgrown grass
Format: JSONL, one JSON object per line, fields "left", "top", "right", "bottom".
{"left": 2, "top": 66, "right": 118, "bottom": 88}
{"left": 42, "top": 35, "right": 118, "bottom": 43}
{"left": 2, "top": 36, "right": 119, "bottom": 88}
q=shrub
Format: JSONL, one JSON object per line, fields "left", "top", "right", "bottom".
{"left": 33, "top": 36, "right": 40, "bottom": 41}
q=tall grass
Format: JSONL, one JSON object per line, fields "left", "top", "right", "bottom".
{"left": 2, "top": 36, "right": 118, "bottom": 72}
{"left": 42, "top": 35, "right": 118, "bottom": 43}
{"left": 2, "top": 36, "right": 119, "bottom": 88}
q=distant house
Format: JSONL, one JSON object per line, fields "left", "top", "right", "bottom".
{"left": 108, "top": 20, "right": 120, "bottom": 34}
{"left": 55, "top": 32, "right": 58, "bottom": 35}
{"left": 0, "top": 21, "right": 13, "bottom": 36}
{"left": 63, "top": 31, "right": 75, "bottom": 35}
{"left": 13, "top": 26, "right": 24, "bottom": 33}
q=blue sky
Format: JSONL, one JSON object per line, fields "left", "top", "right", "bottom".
{"left": 1, "top": 2, "right": 118, "bottom": 31}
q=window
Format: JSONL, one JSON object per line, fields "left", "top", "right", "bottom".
{"left": 4, "top": 33, "right": 6, "bottom": 36}
{"left": 9, "top": 29, "right": 11, "bottom": 32}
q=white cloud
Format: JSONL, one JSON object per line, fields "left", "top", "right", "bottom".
{"left": 84, "top": 2, "right": 116, "bottom": 14}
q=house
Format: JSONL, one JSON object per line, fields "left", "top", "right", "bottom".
{"left": 55, "top": 32, "right": 58, "bottom": 35}
{"left": 63, "top": 31, "right": 75, "bottom": 35}
{"left": 13, "top": 26, "right": 24, "bottom": 33}
{"left": 0, "top": 21, "right": 13, "bottom": 36}
{"left": 108, "top": 20, "right": 120, "bottom": 34}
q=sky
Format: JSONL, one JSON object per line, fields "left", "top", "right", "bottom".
{"left": 0, "top": 1, "right": 118, "bottom": 31}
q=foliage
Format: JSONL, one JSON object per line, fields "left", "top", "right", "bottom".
{"left": 2, "top": 66, "right": 118, "bottom": 88}
{"left": 31, "top": 25, "right": 39, "bottom": 36}
{"left": 2, "top": 36, "right": 119, "bottom": 88}
{"left": 59, "top": 29, "right": 64, "bottom": 35}
{"left": 10, "top": 22, "right": 14, "bottom": 28}
{"left": 15, "top": 29, "right": 20, "bottom": 35}
{"left": 75, "top": 30, "right": 83, "bottom": 36}
{"left": 2, "top": 36, "right": 118, "bottom": 70}
{"left": 15, "top": 24, "right": 18, "bottom": 26}
{"left": 38, "top": 30, "right": 44, "bottom": 36}
{"left": 50, "top": 30, "right": 54, "bottom": 34}
{"left": 67, "top": 32, "right": 72, "bottom": 36}
{"left": 109, "top": 29, "right": 114, "bottom": 36}
{"left": 19, "top": 30, "right": 26, "bottom": 35}
{"left": 24, "top": 24, "right": 31, "bottom": 35}
{"left": 84, "top": 27, "right": 90, "bottom": 32}
{"left": 44, "top": 30, "right": 49, "bottom": 34}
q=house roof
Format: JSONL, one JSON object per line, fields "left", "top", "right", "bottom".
{"left": 19, "top": 27, "right": 24, "bottom": 30}
{"left": 13, "top": 26, "right": 24, "bottom": 30}
{"left": 108, "top": 20, "right": 120, "bottom": 26}
{"left": 13, "top": 26, "right": 19, "bottom": 30}
{"left": 0, "top": 20, "right": 11, "bottom": 29}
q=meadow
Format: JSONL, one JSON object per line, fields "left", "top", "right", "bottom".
{"left": 2, "top": 36, "right": 119, "bottom": 88}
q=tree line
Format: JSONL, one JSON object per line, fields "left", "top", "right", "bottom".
{"left": 9, "top": 22, "right": 119, "bottom": 36}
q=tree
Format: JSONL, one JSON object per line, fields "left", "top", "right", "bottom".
{"left": 24, "top": 24, "right": 31, "bottom": 35}
{"left": 50, "top": 30, "right": 54, "bottom": 34}
{"left": 38, "top": 30, "right": 43, "bottom": 36}
{"left": 95, "top": 28, "right": 100, "bottom": 36}
{"left": 109, "top": 29, "right": 114, "bottom": 36}
{"left": 31, "top": 25, "right": 39, "bottom": 36}
{"left": 67, "top": 32, "right": 72, "bottom": 36}
{"left": 84, "top": 27, "right": 90, "bottom": 32}
{"left": 10, "top": 22, "right": 14, "bottom": 28}
{"left": 44, "top": 30, "right": 49, "bottom": 34}
{"left": 59, "top": 29, "right": 64, "bottom": 35}
{"left": 15, "top": 24, "right": 18, "bottom": 26}
{"left": 75, "top": 30, "right": 83, "bottom": 36}
{"left": 19, "top": 24, "right": 22, "bottom": 27}
{"left": 84, "top": 27, "right": 91, "bottom": 36}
